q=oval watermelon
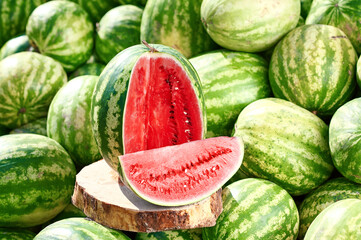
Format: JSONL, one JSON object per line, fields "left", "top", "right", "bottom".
{"left": 0, "top": 35, "right": 31, "bottom": 60}
{"left": 10, "top": 117, "right": 47, "bottom": 136}
{"left": 0, "top": 228, "right": 36, "bottom": 240}
{"left": 69, "top": 63, "right": 105, "bottom": 80}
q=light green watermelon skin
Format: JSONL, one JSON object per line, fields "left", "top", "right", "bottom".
{"left": 10, "top": 117, "right": 47, "bottom": 136}
{"left": 47, "top": 75, "right": 101, "bottom": 170}
{"left": 141, "top": 0, "right": 217, "bottom": 58}
{"left": 34, "top": 218, "right": 130, "bottom": 240}
{"left": 298, "top": 177, "right": 361, "bottom": 239}
{"left": 0, "top": 35, "right": 31, "bottom": 60}
{"left": 26, "top": 1, "right": 94, "bottom": 72}
{"left": 306, "top": 0, "right": 361, "bottom": 54}
{"left": 189, "top": 50, "right": 271, "bottom": 138}
{"left": 69, "top": 0, "right": 119, "bottom": 23}
{"left": 91, "top": 44, "right": 206, "bottom": 171}
{"left": 96, "top": 5, "right": 143, "bottom": 64}
{"left": 357, "top": 56, "right": 361, "bottom": 88}
{"left": 233, "top": 98, "right": 333, "bottom": 196}
{"left": 0, "top": 52, "right": 67, "bottom": 129}
{"left": 329, "top": 97, "right": 361, "bottom": 184}
{"left": 203, "top": 178, "right": 299, "bottom": 240}
{"left": 0, "top": 134, "right": 76, "bottom": 227}
{"left": 69, "top": 63, "right": 105, "bottom": 80}
{"left": 0, "top": 0, "right": 46, "bottom": 47}
{"left": 201, "top": 0, "right": 300, "bottom": 52}
{"left": 269, "top": 24, "right": 358, "bottom": 116}
{"left": 304, "top": 199, "right": 361, "bottom": 239}
{"left": 0, "top": 228, "right": 36, "bottom": 240}
{"left": 301, "top": 0, "right": 313, "bottom": 18}
{"left": 136, "top": 229, "right": 202, "bottom": 240}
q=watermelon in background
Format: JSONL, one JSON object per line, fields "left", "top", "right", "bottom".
{"left": 136, "top": 229, "right": 202, "bottom": 240}
{"left": 96, "top": 5, "right": 143, "bottom": 64}
{"left": 0, "top": 52, "right": 67, "bottom": 129}
{"left": 141, "top": 0, "right": 218, "bottom": 58}
{"left": 0, "top": 134, "right": 76, "bottom": 227}
{"left": 0, "top": 35, "right": 32, "bottom": 60}
{"left": 233, "top": 98, "right": 333, "bottom": 196}
{"left": 68, "top": 0, "right": 119, "bottom": 23}
{"left": 306, "top": 0, "right": 361, "bottom": 54}
{"left": 0, "top": 228, "right": 36, "bottom": 240}
{"left": 10, "top": 117, "right": 47, "bottom": 136}
{"left": 269, "top": 24, "right": 358, "bottom": 116}
{"left": 301, "top": 0, "right": 313, "bottom": 18}
{"left": 201, "top": 0, "right": 300, "bottom": 52}
{"left": 190, "top": 50, "right": 271, "bottom": 138}
{"left": 26, "top": 1, "right": 94, "bottom": 72}
{"left": 203, "top": 178, "right": 299, "bottom": 240}
{"left": 69, "top": 62, "right": 105, "bottom": 80}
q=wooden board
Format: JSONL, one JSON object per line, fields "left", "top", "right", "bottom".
{"left": 72, "top": 160, "right": 223, "bottom": 232}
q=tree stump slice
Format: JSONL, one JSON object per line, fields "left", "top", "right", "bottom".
{"left": 72, "top": 160, "right": 223, "bottom": 233}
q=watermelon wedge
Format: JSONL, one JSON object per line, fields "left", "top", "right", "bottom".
{"left": 118, "top": 136, "right": 244, "bottom": 206}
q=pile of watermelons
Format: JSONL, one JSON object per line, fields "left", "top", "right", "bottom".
{"left": 0, "top": 0, "right": 361, "bottom": 239}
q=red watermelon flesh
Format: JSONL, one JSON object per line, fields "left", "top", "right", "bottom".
{"left": 119, "top": 136, "right": 244, "bottom": 206}
{"left": 123, "top": 53, "right": 203, "bottom": 154}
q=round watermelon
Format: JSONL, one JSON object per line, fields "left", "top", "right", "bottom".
{"left": 69, "top": 0, "right": 119, "bottom": 23}
{"left": 10, "top": 117, "right": 47, "bottom": 136}
{"left": 0, "top": 35, "right": 31, "bottom": 60}
{"left": 69, "top": 63, "right": 105, "bottom": 80}
{"left": 0, "top": 52, "right": 67, "bottom": 129}
{"left": 136, "top": 229, "right": 202, "bottom": 240}
{"left": 0, "top": 228, "right": 36, "bottom": 240}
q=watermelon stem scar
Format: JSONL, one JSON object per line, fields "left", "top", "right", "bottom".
{"left": 142, "top": 40, "right": 158, "bottom": 53}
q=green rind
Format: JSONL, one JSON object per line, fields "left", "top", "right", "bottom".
{"left": 232, "top": 98, "right": 333, "bottom": 196}
{"left": 0, "top": 228, "right": 36, "bottom": 240}
{"left": 200, "top": 0, "right": 300, "bottom": 52}
{"left": 91, "top": 44, "right": 206, "bottom": 171}
{"left": 306, "top": 0, "right": 361, "bottom": 54}
{"left": 68, "top": 0, "right": 119, "bottom": 23}
{"left": 202, "top": 178, "right": 299, "bottom": 240}
{"left": 0, "top": 134, "right": 76, "bottom": 227}
{"left": 69, "top": 63, "right": 105, "bottom": 80}
{"left": 34, "top": 218, "right": 130, "bottom": 240}
{"left": 304, "top": 199, "right": 361, "bottom": 239}
{"left": 96, "top": 5, "right": 143, "bottom": 64}
{"left": 42, "top": 203, "right": 86, "bottom": 228}
{"left": 0, "top": 0, "right": 46, "bottom": 47}
{"left": 141, "top": 0, "right": 217, "bottom": 58}
{"left": 136, "top": 229, "right": 202, "bottom": 240}
{"left": 10, "top": 117, "right": 47, "bottom": 136}
{"left": 118, "top": 0, "right": 147, "bottom": 7}
{"left": 0, "top": 35, "right": 31, "bottom": 60}
{"left": 190, "top": 50, "right": 271, "bottom": 138}
{"left": 298, "top": 177, "right": 361, "bottom": 239}
{"left": 26, "top": 1, "right": 94, "bottom": 72}
{"left": 48, "top": 75, "right": 101, "bottom": 170}
{"left": 0, "top": 52, "right": 67, "bottom": 129}
{"left": 329, "top": 97, "right": 361, "bottom": 184}
{"left": 269, "top": 24, "right": 358, "bottom": 116}
{"left": 301, "top": 0, "right": 313, "bottom": 18}
{"left": 357, "top": 56, "right": 361, "bottom": 88}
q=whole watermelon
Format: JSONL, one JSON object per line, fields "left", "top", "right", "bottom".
{"left": 0, "top": 35, "right": 31, "bottom": 60}
{"left": 0, "top": 228, "right": 36, "bottom": 240}
{"left": 10, "top": 117, "right": 47, "bottom": 136}
{"left": 69, "top": 63, "right": 105, "bottom": 80}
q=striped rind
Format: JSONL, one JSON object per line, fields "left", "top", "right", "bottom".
{"left": 26, "top": 1, "right": 94, "bottom": 72}
{"left": 0, "top": 0, "right": 46, "bottom": 46}
{"left": 10, "top": 117, "right": 47, "bottom": 136}
{"left": 91, "top": 44, "right": 206, "bottom": 171}
{"left": 47, "top": 75, "right": 101, "bottom": 169}
{"left": 304, "top": 199, "right": 361, "bottom": 239}
{"left": 202, "top": 178, "right": 299, "bottom": 240}
{"left": 232, "top": 98, "right": 333, "bottom": 196}
{"left": 190, "top": 50, "right": 271, "bottom": 138}
{"left": 0, "top": 35, "right": 31, "bottom": 60}
{"left": 34, "top": 217, "right": 130, "bottom": 240}
{"left": 269, "top": 24, "right": 358, "bottom": 116}
{"left": 141, "top": 0, "right": 217, "bottom": 58}
{"left": 298, "top": 177, "right": 361, "bottom": 239}
{"left": 329, "top": 97, "right": 361, "bottom": 184}
{"left": 0, "top": 52, "right": 67, "bottom": 129}
{"left": 306, "top": 0, "right": 361, "bottom": 54}
{"left": 69, "top": 63, "right": 105, "bottom": 80}
{"left": 96, "top": 5, "right": 143, "bottom": 64}
{"left": 357, "top": 56, "right": 361, "bottom": 88}
{"left": 136, "top": 229, "right": 202, "bottom": 240}
{"left": 42, "top": 203, "right": 86, "bottom": 227}
{"left": 0, "top": 134, "right": 76, "bottom": 227}
{"left": 69, "top": 0, "right": 119, "bottom": 23}
{"left": 0, "top": 228, "right": 36, "bottom": 240}
{"left": 200, "top": 0, "right": 300, "bottom": 52}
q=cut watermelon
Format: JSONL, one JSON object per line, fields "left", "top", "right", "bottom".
{"left": 118, "top": 136, "right": 244, "bottom": 206}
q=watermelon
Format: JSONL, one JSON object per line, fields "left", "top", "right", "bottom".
{"left": 10, "top": 117, "right": 47, "bottom": 136}
{"left": 329, "top": 97, "right": 361, "bottom": 184}
{"left": 34, "top": 218, "right": 130, "bottom": 240}
{"left": 0, "top": 52, "right": 67, "bottom": 129}
{"left": 189, "top": 50, "right": 271, "bottom": 138}
{"left": 0, "top": 35, "right": 31, "bottom": 60}
{"left": 0, "top": 0, "right": 46, "bottom": 47}
{"left": 233, "top": 98, "right": 333, "bottom": 196}
{"left": 136, "top": 229, "right": 202, "bottom": 240}
{"left": 26, "top": 1, "right": 94, "bottom": 72}
{"left": 357, "top": 56, "right": 361, "bottom": 87}
{"left": 91, "top": 43, "right": 206, "bottom": 171}
{"left": 95, "top": 5, "right": 143, "bottom": 64}
{"left": 118, "top": 0, "right": 146, "bottom": 7}
{"left": 298, "top": 177, "right": 361, "bottom": 239}
{"left": 68, "top": 0, "right": 119, "bottom": 23}
{"left": 42, "top": 203, "right": 86, "bottom": 228}
{"left": 301, "top": 0, "right": 313, "bottom": 18}
{"left": 0, "top": 228, "right": 36, "bottom": 240}
{"left": 69, "top": 63, "right": 105, "bottom": 80}
{"left": 203, "top": 178, "right": 299, "bottom": 240}
{"left": 119, "top": 136, "right": 243, "bottom": 206}
{"left": 269, "top": 24, "right": 358, "bottom": 116}
{"left": 47, "top": 75, "right": 101, "bottom": 170}
{"left": 0, "top": 134, "right": 76, "bottom": 227}
{"left": 304, "top": 199, "right": 361, "bottom": 239}
{"left": 200, "top": 0, "right": 300, "bottom": 52}
{"left": 306, "top": 0, "right": 361, "bottom": 54}
{"left": 140, "top": 0, "right": 217, "bottom": 58}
